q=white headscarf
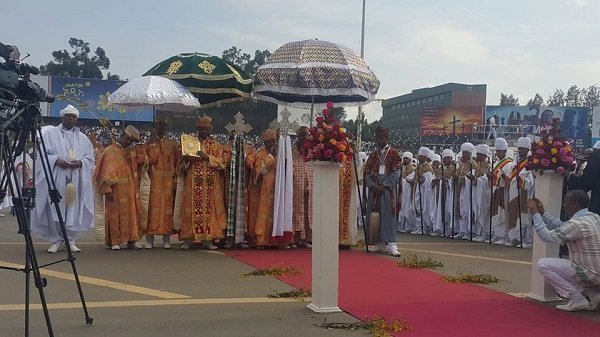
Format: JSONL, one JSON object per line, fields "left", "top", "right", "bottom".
{"left": 60, "top": 104, "right": 79, "bottom": 117}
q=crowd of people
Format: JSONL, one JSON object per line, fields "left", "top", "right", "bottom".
{"left": 4, "top": 104, "right": 599, "bottom": 313}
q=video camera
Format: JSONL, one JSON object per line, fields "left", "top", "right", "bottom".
{"left": 0, "top": 41, "right": 54, "bottom": 110}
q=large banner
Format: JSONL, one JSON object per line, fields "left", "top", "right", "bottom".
{"left": 485, "top": 106, "right": 590, "bottom": 149}
{"left": 421, "top": 106, "right": 483, "bottom": 136}
{"left": 593, "top": 106, "right": 600, "bottom": 146}
{"left": 49, "top": 76, "right": 154, "bottom": 122}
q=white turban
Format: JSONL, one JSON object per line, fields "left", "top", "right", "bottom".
{"left": 460, "top": 142, "right": 475, "bottom": 153}
{"left": 418, "top": 147, "right": 430, "bottom": 157}
{"left": 402, "top": 152, "right": 413, "bottom": 160}
{"left": 517, "top": 137, "right": 532, "bottom": 150}
{"left": 594, "top": 140, "right": 600, "bottom": 149}
{"left": 60, "top": 104, "right": 79, "bottom": 117}
{"left": 431, "top": 154, "right": 441, "bottom": 163}
{"left": 475, "top": 144, "right": 490, "bottom": 156}
{"left": 359, "top": 151, "right": 367, "bottom": 162}
{"left": 442, "top": 149, "right": 454, "bottom": 159}
{"left": 495, "top": 137, "right": 508, "bottom": 151}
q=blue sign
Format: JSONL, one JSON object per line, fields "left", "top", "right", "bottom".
{"left": 486, "top": 105, "right": 590, "bottom": 149}
{"left": 49, "top": 76, "right": 154, "bottom": 122}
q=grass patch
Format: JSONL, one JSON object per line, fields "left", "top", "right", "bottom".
{"left": 242, "top": 265, "right": 303, "bottom": 277}
{"left": 315, "top": 317, "right": 411, "bottom": 336}
{"left": 353, "top": 239, "right": 366, "bottom": 249}
{"left": 267, "top": 288, "right": 311, "bottom": 300}
{"left": 397, "top": 253, "right": 443, "bottom": 269}
{"left": 441, "top": 273, "right": 499, "bottom": 284}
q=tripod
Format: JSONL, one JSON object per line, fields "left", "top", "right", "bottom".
{"left": 0, "top": 102, "right": 92, "bottom": 337}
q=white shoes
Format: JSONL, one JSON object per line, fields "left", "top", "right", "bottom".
{"left": 202, "top": 241, "right": 218, "bottom": 250}
{"left": 368, "top": 243, "right": 387, "bottom": 253}
{"left": 47, "top": 243, "right": 60, "bottom": 253}
{"left": 472, "top": 235, "right": 489, "bottom": 243}
{"left": 387, "top": 242, "right": 401, "bottom": 257}
{"left": 587, "top": 291, "right": 600, "bottom": 311}
{"left": 162, "top": 235, "right": 171, "bottom": 249}
{"left": 145, "top": 235, "right": 154, "bottom": 249}
{"left": 452, "top": 233, "right": 464, "bottom": 239}
{"left": 430, "top": 231, "right": 442, "bottom": 237}
{"left": 556, "top": 299, "right": 591, "bottom": 312}
{"left": 493, "top": 239, "right": 507, "bottom": 245}
{"left": 111, "top": 245, "right": 120, "bottom": 251}
{"left": 69, "top": 244, "right": 81, "bottom": 253}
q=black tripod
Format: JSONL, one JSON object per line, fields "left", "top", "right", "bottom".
{"left": 0, "top": 102, "right": 92, "bottom": 337}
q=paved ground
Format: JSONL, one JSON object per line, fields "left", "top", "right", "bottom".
{"left": 0, "top": 210, "right": 597, "bottom": 336}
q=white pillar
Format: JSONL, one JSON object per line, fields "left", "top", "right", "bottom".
{"left": 527, "top": 171, "right": 561, "bottom": 302}
{"left": 307, "top": 161, "right": 342, "bottom": 313}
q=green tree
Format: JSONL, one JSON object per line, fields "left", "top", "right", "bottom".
{"left": 221, "top": 46, "right": 271, "bottom": 77}
{"left": 499, "top": 93, "right": 519, "bottom": 106}
{"left": 546, "top": 89, "right": 565, "bottom": 107}
{"left": 526, "top": 93, "right": 544, "bottom": 107}
{"left": 39, "top": 38, "right": 118, "bottom": 79}
{"left": 582, "top": 85, "right": 600, "bottom": 109}
{"left": 330, "top": 107, "right": 347, "bottom": 122}
{"left": 564, "top": 85, "right": 582, "bottom": 106}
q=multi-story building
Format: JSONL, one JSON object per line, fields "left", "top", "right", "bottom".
{"left": 380, "top": 83, "right": 487, "bottom": 132}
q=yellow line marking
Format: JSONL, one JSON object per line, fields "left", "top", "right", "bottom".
{"left": 0, "top": 297, "right": 304, "bottom": 311}
{"left": 396, "top": 248, "right": 532, "bottom": 265}
{"left": 0, "top": 260, "right": 190, "bottom": 299}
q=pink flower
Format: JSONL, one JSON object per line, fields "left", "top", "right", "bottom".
{"left": 316, "top": 116, "right": 324, "bottom": 124}
{"left": 536, "top": 149, "right": 545, "bottom": 155}
{"left": 556, "top": 167, "right": 565, "bottom": 174}
{"left": 553, "top": 141, "right": 562, "bottom": 147}
{"left": 558, "top": 148, "right": 566, "bottom": 155}
{"left": 541, "top": 158, "right": 550, "bottom": 167}
{"left": 324, "top": 149, "right": 334, "bottom": 158}
{"left": 326, "top": 102, "right": 334, "bottom": 109}
{"left": 316, "top": 143, "right": 325, "bottom": 150}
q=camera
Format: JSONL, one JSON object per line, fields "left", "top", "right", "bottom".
{"left": 0, "top": 41, "right": 54, "bottom": 111}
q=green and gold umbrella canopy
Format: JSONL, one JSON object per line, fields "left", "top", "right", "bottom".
{"left": 143, "top": 53, "right": 253, "bottom": 108}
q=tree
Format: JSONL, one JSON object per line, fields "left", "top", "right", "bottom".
{"left": 499, "top": 93, "right": 519, "bottom": 106}
{"left": 526, "top": 93, "right": 544, "bottom": 107}
{"left": 330, "top": 107, "right": 347, "bottom": 122}
{"left": 564, "top": 85, "right": 582, "bottom": 106}
{"left": 221, "top": 46, "right": 271, "bottom": 77}
{"left": 546, "top": 89, "right": 565, "bottom": 107}
{"left": 40, "top": 38, "right": 118, "bottom": 79}
{"left": 582, "top": 85, "right": 600, "bottom": 109}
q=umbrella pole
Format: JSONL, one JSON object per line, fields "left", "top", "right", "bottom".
{"left": 310, "top": 96, "right": 314, "bottom": 127}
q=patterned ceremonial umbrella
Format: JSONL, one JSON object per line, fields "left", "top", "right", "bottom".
{"left": 252, "top": 39, "right": 380, "bottom": 108}
{"left": 143, "top": 53, "right": 253, "bottom": 108}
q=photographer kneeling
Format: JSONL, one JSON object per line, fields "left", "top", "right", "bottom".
{"left": 527, "top": 190, "right": 600, "bottom": 312}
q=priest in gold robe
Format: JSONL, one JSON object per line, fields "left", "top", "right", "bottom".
{"left": 178, "top": 116, "right": 227, "bottom": 250}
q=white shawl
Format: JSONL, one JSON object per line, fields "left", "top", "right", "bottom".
{"left": 272, "top": 135, "right": 293, "bottom": 237}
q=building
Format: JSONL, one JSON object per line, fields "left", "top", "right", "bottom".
{"left": 380, "top": 83, "right": 487, "bottom": 132}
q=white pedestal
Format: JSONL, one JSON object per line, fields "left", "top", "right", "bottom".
{"left": 307, "top": 161, "right": 342, "bottom": 313}
{"left": 527, "top": 171, "right": 561, "bottom": 302}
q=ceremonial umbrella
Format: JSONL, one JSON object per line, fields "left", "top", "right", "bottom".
{"left": 143, "top": 53, "right": 253, "bottom": 108}
{"left": 108, "top": 75, "right": 201, "bottom": 112}
{"left": 252, "top": 39, "right": 380, "bottom": 110}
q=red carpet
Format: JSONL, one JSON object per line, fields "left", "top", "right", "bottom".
{"left": 225, "top": 249, "right": 600, "bottom": 337}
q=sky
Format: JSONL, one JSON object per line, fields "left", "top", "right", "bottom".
{"left": 2, "top": 0, "right": 599, "bottom": 122}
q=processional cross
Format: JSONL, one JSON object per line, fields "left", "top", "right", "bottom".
{"left": 225, "top": 112, "right": 253, "bottom": 134}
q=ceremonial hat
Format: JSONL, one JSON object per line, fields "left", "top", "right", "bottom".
{"left": 124, "top": 125, "right": 141, "bottom": 142}
{"left": 262, "top": 129, "right": 277, "bottom": 141}
{"left": 60, "top": 104, "right": 79, "bottom": 117}
{"left": 517, "top": 137, "right": 531, "bottom": 149}
{"left": 495, "top": 137, "right": 508, "bottom": 151}
{"left": 196, "top": 115, "right": 212, "bottom": 128}
{"left": 460, "top": 142, "right": 475, "bottom": 153}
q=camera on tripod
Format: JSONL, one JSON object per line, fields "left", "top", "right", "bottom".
{"left": 0, "top": 41, "right": 55, "bottom": 113}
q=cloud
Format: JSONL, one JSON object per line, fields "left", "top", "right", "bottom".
{"left": 568, "top": 0, "right": 588, "bottom": 7}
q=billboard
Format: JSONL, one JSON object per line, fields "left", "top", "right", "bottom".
{"left": 593, "top": 106, "right": 600, "bottom": 146}
{"left": 485, "top": 106, "right": 590, "bottom": 149}
{"left": 421, "top": 106, "right": 484, "bottom": 136}
{"left": 49, "top": 76, "right": 154, "bottom": 122}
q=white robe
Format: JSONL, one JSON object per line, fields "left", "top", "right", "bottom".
{"left": 272, "top": 135, "right": 293, "bottom": 238}
{"left": 433, "top": 172, "right": 454, "bottom": 235}
{"left": 491, "top": 160, "right": 514, "bottom": 239}
{"left": 31, "top": 124, "right": 95, "bottom": 244}
{"left": 507, "top": 168, "right": 535, "bottom": 243}
{"left": 398, "top": 170, "right": 416, "bottom": 231}
{"left": 414, "top": 170, "right": 435, "bottom": 232}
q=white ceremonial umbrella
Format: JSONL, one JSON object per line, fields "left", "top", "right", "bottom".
{"left": 108, "top": 75, "right": 200, "bottom": 112}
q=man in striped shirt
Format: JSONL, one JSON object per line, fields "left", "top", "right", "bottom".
{"left": 527, "top": 190, "right": 600, "bottom": 311}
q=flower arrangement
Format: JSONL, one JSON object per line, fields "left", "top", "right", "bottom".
{"left": 526, "top": 118, "right": 576, "bottom": 174}
{"left": 304, "top": 102, "right": 353, "bottom": 163}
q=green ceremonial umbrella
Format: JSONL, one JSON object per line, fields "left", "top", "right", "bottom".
{"left": 143, "top": 53, "right": 253, "bottom": 108}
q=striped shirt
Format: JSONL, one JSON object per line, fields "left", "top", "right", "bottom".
{"left": 532, "top": 209, "right": 600, "bottom": 286}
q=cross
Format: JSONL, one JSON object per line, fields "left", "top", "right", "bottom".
{"left": 278, "top": 107, "right": 293, "bottom": 135}
{"left": 225, "top": 111, "right": 253, "bottom": 134}
{"left": 268, "top": 118, "right": 278, "bottom": 130}
{"left": 448, "top": 116, "right": 461, "bottom": 136}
